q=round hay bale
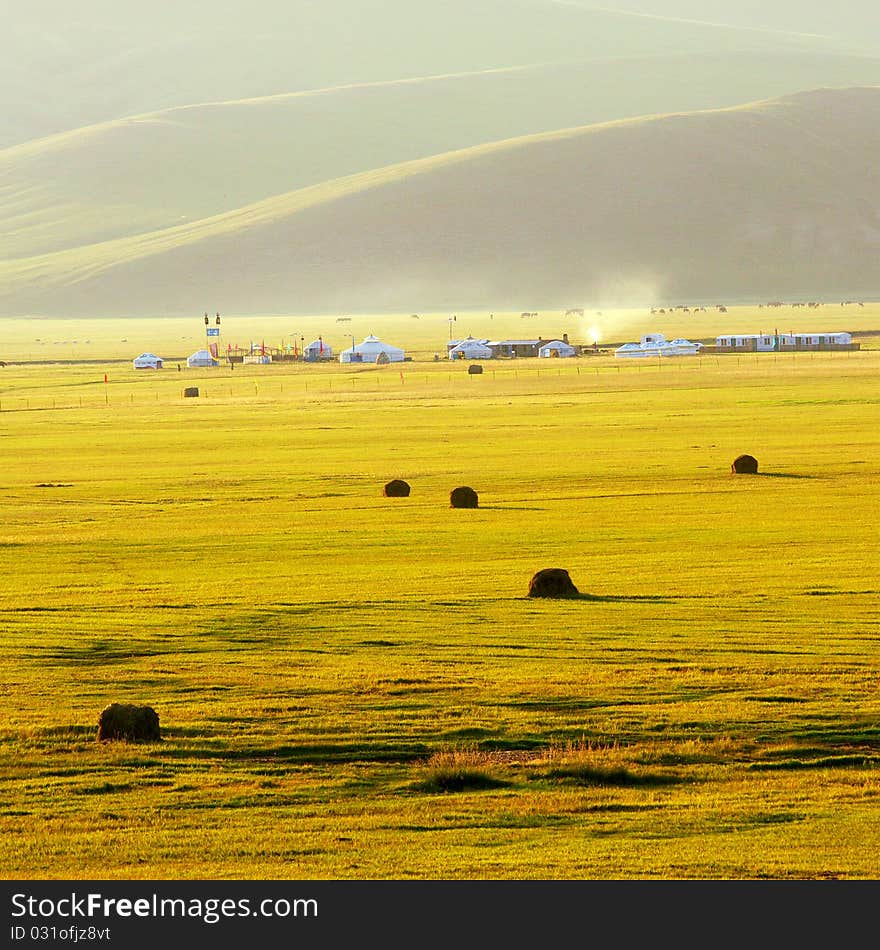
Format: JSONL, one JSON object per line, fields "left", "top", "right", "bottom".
{"left": 528, "top": 568, "right": 580, "bottom": 599}
{"left": 450, "top": 486, "right": 479, "bottom": 509}
{"left": 731, "top": 454, "right": 759, "bottom": 474}
{"left": 383, "top": 479, "right": 411, "bottom": 498}
{"left": 97, "top": 703, "right": 161, "bottom": 742}
{"left": 183, "top": 386, "right": 199, "bottom": 398}
{"left": 468, "top": 364, "right": 483, "bottom": 375}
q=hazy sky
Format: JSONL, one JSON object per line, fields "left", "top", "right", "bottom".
{"left": 4, "top": 0, "right": 878, "bottom": 146}
{"left": 585, "top": 1, "right": 880, "bottom": 44}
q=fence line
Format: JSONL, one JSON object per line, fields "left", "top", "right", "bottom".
{"left": 0, "top": 350, "right": 875, "bottom": 413}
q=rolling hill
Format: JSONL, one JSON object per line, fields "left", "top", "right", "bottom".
{"left": 5, "top": 51, "right": 880, "bottom": 261}
{"left": 2, "top": 86, "right": 878, "bottom": 316}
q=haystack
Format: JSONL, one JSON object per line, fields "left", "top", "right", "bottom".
{"left": 384, "top": 479, "right": 411, "bottom": 497}
{"left": 97, "top": 703, "right": 161, "bottom": 742}
{"left": 450, "top": 486, "right": 479, "bottom": 508}
{"left": 731, "top": 454, "right": 759, "bottom": 474}
{"left": 528, "top": 568, "right": 580, "bottom": 599}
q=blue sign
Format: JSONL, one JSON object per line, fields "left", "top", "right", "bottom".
{"left": 206, "top": 327, "right": 220, "bottom": 336}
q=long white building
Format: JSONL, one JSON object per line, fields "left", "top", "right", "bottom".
{"left": 715, "top": 332, "right": 855, "bottom": 351}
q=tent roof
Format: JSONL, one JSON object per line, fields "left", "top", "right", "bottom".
{"left": 187, "top": 349, "right": 218, "bottom": 363}
{"left": 450, "top": 340, "right": 492, "bottom": 353}
{"left": 343, "top": 335, "right": 404, "bottom": 354}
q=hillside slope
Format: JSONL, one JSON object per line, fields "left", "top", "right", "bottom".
{"left": 1, "top": 87, "right": 878, "bottom": 315}
{"left": 5, "top": 51, "right": 880, "bottom": 260}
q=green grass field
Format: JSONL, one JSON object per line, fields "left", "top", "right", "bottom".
{"left": 1, "top": 307, "right": 878, "bottom": 879}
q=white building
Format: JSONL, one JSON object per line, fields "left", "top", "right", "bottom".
{"left": 304, "top": 339, "right": 334, "bottom": 361}
{"left": 448, "top": 337, "right": 493, "bottom": 360}
{"left": 615, "top": 333, "right": 702, "bottom": 358}
{"left": 132, "top": 352, "right": 163, "bottom": 369}
{"left": 716, "top": 333, "right": 777, "bottom": 351}
{"left": 538, "top": 340, "right": 577, "bottom": 358}
{"left": 715, "top": 331, "right": 854, "bottom": 351}
{"left": 339, "top": 334, "right": 405, "bottom": 364}
{"left": 186, "top": 348, "right": 220, "bottom": 368}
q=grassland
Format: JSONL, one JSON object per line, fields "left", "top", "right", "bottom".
{"left": 1, "top": 307, "right": 878, "bottom": 879}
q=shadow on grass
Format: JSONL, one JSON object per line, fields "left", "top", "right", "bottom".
{"left": 411, "top": 772, "right": 511, "bottom": 793}
{"left": 749, "top": 754, "right": 880, "bottom": 772}
{"left": 503, "top": 698, "right": 612, "bottom": 713}
{"left": 158, "top": 735, "right": 431, "bottom": 766}
{"left": 30, "top": 725, "right": 96, "bottom": 738}
{"left": 746, "top": 695, "right": 809, "bottom": 704}
{"left": 73, "top": 782, "right": 134, "bottom": 795}
{"left": 525, "top": 593, "right": 682, "bottom": 604}
{"left": 477, "top": 505, "right": 546, "bottom": 511}
{"left": 752, "top": 473, "right": 817, "bottom": 480}
{"left": 539, "top": 765, "right": 683, "bottom": 788}
{"left": 35, "top": 643, "right": 198, "bottom": 665}
{"left": 802, "top": 588, "right": 879, "bottom": 596}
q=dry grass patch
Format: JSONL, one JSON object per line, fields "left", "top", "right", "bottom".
{"left": 413, "top": 746, "right": 512, "bottom": 793}
{"left": 414, "top": 738, "right": 692, "bottom": 793}
{"left": 527, "top": 738, "right": 684, "bottom": 788}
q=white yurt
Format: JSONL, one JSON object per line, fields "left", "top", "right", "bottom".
{"left": 538, "top": 340, "right": 576, "bottom": 358}
{"left": 186, "top": 348, "right": 219, "bottom": 368}
{"left": 449, "top": 337, "right": 493, "bottom": 360}
{"left": 304, "top": 339, "right": 334, "bottom": 361}
{"left": 339, "top": 334, "right": 405, "bottom": 364}
{"left": 132, "top": 352, "right": 163, "bottom": 369}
